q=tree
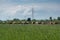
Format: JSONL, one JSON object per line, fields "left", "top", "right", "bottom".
{"left": 57, "top": 17, "right": 60, "bottom": 20}
{"left": 12, "top": 18, "right": 20, "bottom": 24}
{"left": 32, "top": 19, "right": 36, "bottom": 22}
{"left": 13, "top": 18, "right": 20, "bottom": 21}
{"left": 49, "top": 17, "right": 52, "bottom": 21}
{"left": 0, "top": 20, "right": 2, "bottom": 24}
{"left": 27, "top": 18, "right": 31, "bottom": 21}
{"left": 6, "top": 20, "right": 13, "bottom": 24}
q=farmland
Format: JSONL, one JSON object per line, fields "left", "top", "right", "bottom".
{"left": 0, "top": 24, "right": 60, "bottom": 40}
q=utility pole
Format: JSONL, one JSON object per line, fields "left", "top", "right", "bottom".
{"left": 32, "top": 6, "right": 34, "bottom": 20}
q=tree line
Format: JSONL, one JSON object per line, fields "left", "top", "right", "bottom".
{"left": 0, "top": 17, "right": 60, "bottom": 24}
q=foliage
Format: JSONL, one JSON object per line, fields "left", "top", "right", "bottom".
{"left": 0, "top": 17, "right": 60, "bottom": 24}
{"left": 27, "top": 18, "right": 31, "bottom": 21}
{"left": 57, "top": 17, "right": 60, "bottom": 20}
{"left": 49, "top": 17, "right": 52, "bottom": 21}
{"left": 0, "top": 20, "right": 2, "bottom": 24}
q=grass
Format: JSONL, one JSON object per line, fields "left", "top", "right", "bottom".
{"left": 0, "top": 24, "right": 60, "bottom": 40}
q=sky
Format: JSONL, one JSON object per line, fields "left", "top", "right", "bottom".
{"left": 0, "top": 0, "right": 60, "bottom": 20}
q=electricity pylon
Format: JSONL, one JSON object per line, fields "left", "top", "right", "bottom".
{"left": 32, "top": 6, "right": 34, "bottom": 20}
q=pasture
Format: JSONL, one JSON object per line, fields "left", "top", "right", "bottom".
{"left": 0, "top": 24, "right": 60, "bottom": 40}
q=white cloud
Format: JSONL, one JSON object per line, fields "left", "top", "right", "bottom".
{"left": 0, "top": 3, "right": 60, "bottom": 14}
{"left": 0, "top": 3, "right": 60, "bottom": 20}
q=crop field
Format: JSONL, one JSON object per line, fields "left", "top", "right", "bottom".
{"left": 0, "top": 24, "right": 60, "bottom": 40}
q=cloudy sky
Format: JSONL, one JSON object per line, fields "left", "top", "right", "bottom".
{"left": 0, "top": 0, "right": 60, "bottom": 20}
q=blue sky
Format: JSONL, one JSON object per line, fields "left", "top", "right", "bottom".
{"left": 0, "top": 0, "right": 60, "bottom": 20}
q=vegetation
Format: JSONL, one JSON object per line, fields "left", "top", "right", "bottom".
{"left": 0, "top": 24, "right": 60, "bottom": 40}
{"left": 0, "top": 17, "right": 60, "bottom": 24}
{"left": 49, "top": 17, "right": 52, "bottom": 21}
{"left": 57, "top": 17, "right": 60, "bottom": 20}
{"left": 0, "top": 17, "right": 60, "bottom": 40}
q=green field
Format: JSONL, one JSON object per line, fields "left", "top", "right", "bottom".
{"left": 0, "top": 24, "right": 60, "bottom": 40}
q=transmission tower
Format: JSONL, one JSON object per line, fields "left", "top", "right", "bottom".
{"left": 32, "top": 7, "right": 34, "bottom": 20}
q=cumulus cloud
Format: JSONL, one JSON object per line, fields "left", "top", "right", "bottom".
{"left": 0, "top": 3, "right": 60, "bottom": 20}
